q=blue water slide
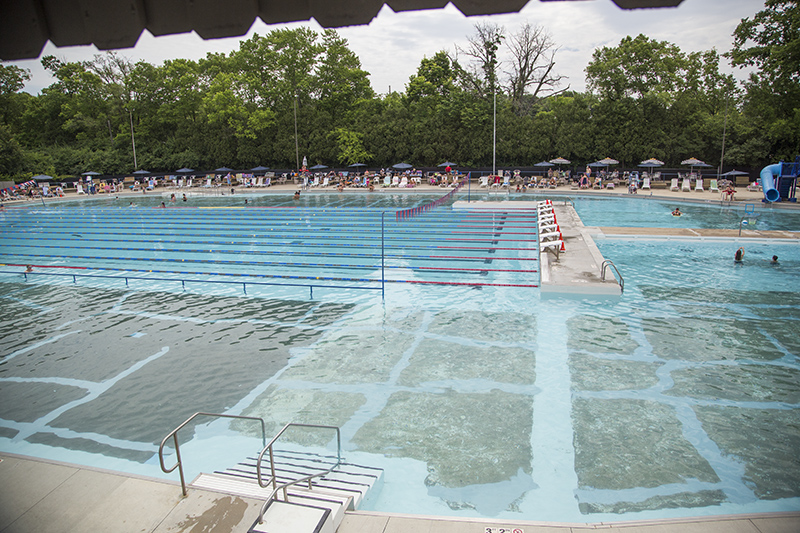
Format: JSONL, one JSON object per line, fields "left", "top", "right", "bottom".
{"left": 760, "top": 163, "right": 782, "bottom": 202}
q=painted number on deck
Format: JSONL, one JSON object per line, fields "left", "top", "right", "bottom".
{"left": 485, "top": 529, "right": 523, "bottom": 533}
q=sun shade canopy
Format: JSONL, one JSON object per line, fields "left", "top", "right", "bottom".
{"left": 1, "top": 0, "right": 684, "bottom": 61}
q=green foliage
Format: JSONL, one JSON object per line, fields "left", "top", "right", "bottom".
{"left": 2, "top": 12, "right": 798, "bottom": 178}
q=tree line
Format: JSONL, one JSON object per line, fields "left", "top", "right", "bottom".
{"left": 0, "top": 0, "right": 797, "bottom": 180}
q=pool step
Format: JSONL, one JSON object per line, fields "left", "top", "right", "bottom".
{"left": 189, "top": 450, "right": 383, "bottom": 533}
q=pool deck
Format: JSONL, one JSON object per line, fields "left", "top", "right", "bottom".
{"left": 2, "top": 453, "right": 798, "bottom": 533}
{"left": 3, "top": 178, "right": 798, "bottom": 207}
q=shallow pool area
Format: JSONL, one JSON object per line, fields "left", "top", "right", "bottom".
{"left": 0, "top": 193, "right": 798, "bottom": 523}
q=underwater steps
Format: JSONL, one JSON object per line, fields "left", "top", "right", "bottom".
{"left": 190, "top": 450, "right": 383, "bottom": 533}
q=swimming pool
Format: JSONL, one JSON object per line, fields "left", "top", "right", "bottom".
{"left": 0, "top": 192, "right": 798, "bottom": 523}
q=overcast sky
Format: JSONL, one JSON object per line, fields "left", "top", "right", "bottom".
{"left": 7, "top": 0, "right": 764, "bottom": 96}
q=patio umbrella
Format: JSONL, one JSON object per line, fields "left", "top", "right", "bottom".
{"left": 534, "top": 161, "right": 554, "bottom": 167}
{"left": 392, "top": 163, "right": 413, "bottom": 170}
{"left": 309, "top": 164, "right": 328, "bottom": 170}
{"left": 250, "top": 166, "right": 270, "bottom": 173}
{"left": 32, "top": 174, "right": 54, "bottom": 181}
{"left": 720, "top": 169, "right": 748, "bottom": 177}
{"left": 681, "top": 157, "right": 712, "bottom": 177}
{"left": 82, "top": 171, "right": 100, "bottom": 176}
{"left": 132, "top": 169, "right": 150, "bottom": 175}
{"left": 214, "top": 166, "right": 234, "bottom": 173}
{"left": 349, "top": 163, "right": 366, "bottom": 168}
{"left": 438, "top": 161, "right": 457, "bottom": 167}
{"left": 549, "top": 157, "right": 570, "bottom": 165}
{"left": 587, "top": 161, "right": 607, "bottom": 168}
{"left": 639, "top": 158, "right": 664, "bottom": 167}
{"left": 598, "top": 157, "right": 619, "bottom": 165}
{"left": 175, "top": 168, "right": 194, "bottom": 173}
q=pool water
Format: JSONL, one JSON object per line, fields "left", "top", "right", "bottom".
{"left": 0, "top": 193, "right": 798, "bottom": 523}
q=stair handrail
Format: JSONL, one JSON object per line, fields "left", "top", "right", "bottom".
{"left": 256, "top": 423, "right": 342, "bottom": 524}
{"left": 600, "top": 260, "right": 624, "bottom": 293}
{"left": 159, "top": 412, "right": 267, "bottom": 497}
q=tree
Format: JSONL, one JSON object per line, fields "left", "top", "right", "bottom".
{"left": 728, "top": 0, "right": 800, "bottom": 161}
{"left": 452, "top": 22, "right": 504, "bottom": 97}
{"left": 505, "top": 22, "right": 567, "bottom": 107}
{"left": 585, "top": 34, "right": 687, "bottom": 103}
{"left": 729, "top": 0, "right": 800, "bottom": 90}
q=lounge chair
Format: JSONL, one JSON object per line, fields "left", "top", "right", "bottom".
{"left": 682, "top": 178, "right": 691, "bottom": 191}
{"left": 500, "top": 175, "right": 510, "bottom": 188}
{"left": 320, "top": 177, "right": 329, "bottom": 187}
{"left": 76, "top": 184, "right": 85, "bottom": 194}
{"left": 255, "top": 177, "right": 264, "bottom": 187}
{"left": 383, "top": 175, "right": 391, "bottom": 187}
{"left": 399, "top": 176, "right": 408, "bottom": 188}
{"left": 709, "top": 179, "right": 719, "bottom": 193}
{"left": 606, "top": 181, "right": 615, "bottom": 189}
{"left": 204, "top": 178, "right": 212, "bottom": 188}
{"left": 264, "top": 177, "right": 271, "bottom": 187}
{"left": 641, "top": 177, "right": 651, "bottom": 190}
{"left": 479, "top": 176, "right": 488, "bottom": 188}
{"left": 695, "top": 178, "right": 704, "bottom": 192}
{"left": 391, "top": 176, "right": 399, "bottom": 187}
{"left": 670, "top": 178, "right": 680, "bottom": 191}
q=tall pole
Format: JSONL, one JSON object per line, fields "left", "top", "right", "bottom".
{"left": 293, "top": 94, "right": 300, "bottom": 171}
{"left": 492, "top": 89, "right": 497, "bottom": 178}
{"left": 129, "top": 108, "right": 137, "bottom": 169}
{"left": 718, "top": 93, "right": 729, "bottom": 179}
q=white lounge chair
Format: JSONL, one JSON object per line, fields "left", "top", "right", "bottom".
{"left": 76, "top": 184, "right": 85, "bottom": 194}
{"left": 695, "top": 178, "right": 704, "bottom": 192}
{"left": 501, "top": 175, "right": 510, "bottom": 188}
{"left": 479, "top": 176, "right": 488, "bottom": 188}
{"left": 383, "top": 175, "right": 391, "bottom": 187}
{"left": 399, "top": 176, "right": 408, "bottom": 188}
{"left": 391, "top": 176, "right": 399, "bottom": 187}
{"left": 670, "top": 178, "right": 680, "bottom": 191}
{"left": 709, "top": 179, "right": 719, "bottom": 193}
{"left": 682, "top": 178, "right": 691, "bottom": 191}
{"left": 641, "top": 177, "right": 651, "bottom": 190}
{"left": 255, "top": 177, "right": 264, "bottom": 187}
{"left": 320, "top": 177, "right": 329, "bottom": 187}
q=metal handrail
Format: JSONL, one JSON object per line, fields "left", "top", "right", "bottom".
{"left": 158, "top": 412, "right": 267, "bottom": 497}
{"left": 256, "top": 423, "right": 341, "bottom": 523}
{"left": 600, "top": 260, "right": 624, "bottom": 293}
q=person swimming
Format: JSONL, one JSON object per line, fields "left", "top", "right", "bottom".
{"left": 734, "top": 247, "right": 744, "bottom": 262}
{"left": 293, "top": 190, "right": 300, "bottom": 200}
{"left": 672, "top": 207, "right": 681, "bottom": 216}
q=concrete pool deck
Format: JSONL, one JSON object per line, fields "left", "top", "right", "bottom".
{"left": 2, "top": 454, "right": 799, "bottom": 533}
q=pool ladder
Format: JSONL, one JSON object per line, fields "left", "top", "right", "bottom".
{"left": 600, "top": 260, "right": 624, "bottom": 293}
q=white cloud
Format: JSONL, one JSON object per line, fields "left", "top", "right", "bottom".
{"left": 5, "top": 0, "right": 763, "bottom": 96}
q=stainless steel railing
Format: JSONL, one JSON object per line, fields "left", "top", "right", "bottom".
{"left": 158, "top": 412, "right": 267, "bottom": 497}
{"left": 256, "top": 423, "right": 341, "bottom": 524}
{"left": 600, "top": 260, "right": 624, "bottom": 293}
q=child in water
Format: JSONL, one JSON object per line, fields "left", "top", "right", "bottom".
{"left": 734, "top": 247, "right": 744, "bottom": 262}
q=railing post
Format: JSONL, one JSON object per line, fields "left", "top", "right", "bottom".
{"left": 173, "top": 433, "right": 187, "bottom": 497}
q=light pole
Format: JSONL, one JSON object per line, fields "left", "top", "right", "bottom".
{"left": 129, "top": 107, "right": 137, "bottom": 169}
{"left": 293, "top": 93, "right": 300, "bottom": 170}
